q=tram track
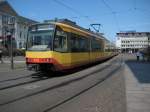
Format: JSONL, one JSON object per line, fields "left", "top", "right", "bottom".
{"left": 0, "top": 58, "right": 118, "bottom": 106}
{"left": 0, "top": 72, "right": 49, "bottom": 91}
{"left": 43, "top": 64, "right": 122, "bottom": 112}
{"left": 0, "top": 75, "right": 32, "bottom": 83}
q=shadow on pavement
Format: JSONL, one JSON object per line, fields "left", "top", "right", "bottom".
{"left": 125, "top": 60, "right": 150, "bottom": 83}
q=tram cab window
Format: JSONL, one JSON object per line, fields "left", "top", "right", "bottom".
{"left": 54, "top": 27, "right": 68, "bottom": 52}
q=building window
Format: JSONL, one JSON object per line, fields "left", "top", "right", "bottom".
{"left": 20, "top": 32, "right": 22, "bottom": 38}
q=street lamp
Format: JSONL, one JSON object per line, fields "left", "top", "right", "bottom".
{"left": 8, "top": 16, "right": 15, "bottom": 69}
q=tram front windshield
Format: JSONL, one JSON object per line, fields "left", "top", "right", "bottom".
{"left": 27, "top": 24, "right": 54, "bottom": 51}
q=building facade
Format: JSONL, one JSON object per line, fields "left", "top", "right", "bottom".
{"left": 116, "top": 31, "right": 150, "bottom": 53}
{"left": 0, "top": 0, "right": 37, "bottom": 49}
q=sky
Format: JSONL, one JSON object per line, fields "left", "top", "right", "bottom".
{"left": 8, "top": 0, "right": 150, "bottom": 42}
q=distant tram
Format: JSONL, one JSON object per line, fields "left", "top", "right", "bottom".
{"left": 26, "top": 19, "right": 116, "bottom": 72}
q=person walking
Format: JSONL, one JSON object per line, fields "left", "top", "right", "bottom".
{"left": 136, "top": 51, "right": 141, "bottom": 61}
{"left": 0, "top": 49, "right": 3, "bottom": 63}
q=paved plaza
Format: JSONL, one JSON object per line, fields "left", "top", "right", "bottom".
{"left": 0, "top": 54, "right": 150, "bottom": 112}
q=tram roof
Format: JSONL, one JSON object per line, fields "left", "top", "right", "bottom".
{"left": 53, "top": 19, "right": 105, "bottom": 39}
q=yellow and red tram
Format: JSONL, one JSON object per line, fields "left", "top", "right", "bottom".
{"left": 26, "top": 19, "right": 115, "bottom": 71}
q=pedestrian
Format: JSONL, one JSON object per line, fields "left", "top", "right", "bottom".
{"left": 136, "top": 51, "right": 141, "bottom": 61}
{"left": 0, "top": 49, "right": 3, "bottom": 63}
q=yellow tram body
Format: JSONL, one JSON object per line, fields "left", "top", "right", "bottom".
{"left": 26, "top": 19, "right": 115, "bottom": 71}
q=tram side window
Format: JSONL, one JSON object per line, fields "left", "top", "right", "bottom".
{"left": 70, "top": 34, "right": 88, "bottom": 52}
{"left": 70, "top": 36, "right": 79, "bottom": 52}
{"left": 91, "top": 39, "right": 101, "bottom": 51}
{"left": 54, "top": 28, "right": 68, "bottom": 52}
{"left": 79, "top": 36, "right": 88, "bottom": 52}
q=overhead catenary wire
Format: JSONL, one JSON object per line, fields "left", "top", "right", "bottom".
{"left": 100, "top": 0, "right": 121, "bottom": 31}
{"left": 52, "top": 0, "right": 149, "bottom": 38}
{"left": 52, "top": 0, "right": 95, "bottom": 23}
{"left": 101, "top": 0, "right": 112, "bottom": 11}
{"left": 133, "top": 0, "right": 150, "bottom": 15}
{"left": 53, "top": 0, "right": 134, "bottom": 33}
